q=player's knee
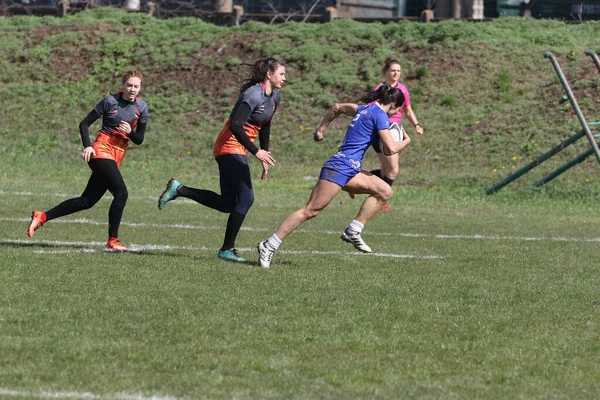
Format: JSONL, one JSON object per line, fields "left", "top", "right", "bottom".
{"left": 381, "top": 157, "right": 399, "bottom": 178}
{"left": 384, "top": 165, "right": 399, "bottom": 180}
{"left": 77, "top": 197, "right": 91, "bottom": 210}
{"left": 380, "top": 185, "right": 393, "bottom": 201}
{"left": 302, "top": 206, "right": 321, "bottom": 220}
{"left": 114, "top": 188, "right": 128, "bottom": 205}
{"left": 235, "top": 193, "right": 254, "bottom": 215}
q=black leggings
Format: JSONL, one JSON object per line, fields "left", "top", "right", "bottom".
{"left": 45, "top": 158, "right": 128, "bottom": 238}
{"left": 177, "top": 154, "right": 254, "bottom": 251}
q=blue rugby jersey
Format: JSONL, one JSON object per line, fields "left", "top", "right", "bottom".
{"left": 324, "top": 103, "right": 390, "bottom": 172}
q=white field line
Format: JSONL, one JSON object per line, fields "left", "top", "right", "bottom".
{"left": 0, "top": 189, "right": 200, "bottom": 206}
{"left": 3, "top": 216, "right": 600, "bottom": 243}
{"left": 0, "top": 387, "right": 183, "bottom": 400}
{"left": 0, "top": 239, "right": 443, "bottom": 259}
{"left": 2, "top": 217, "right": 229, "bottom": 231}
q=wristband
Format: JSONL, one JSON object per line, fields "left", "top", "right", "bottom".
{"left": 414, "top": 123, "right": 421, "bottom": 127}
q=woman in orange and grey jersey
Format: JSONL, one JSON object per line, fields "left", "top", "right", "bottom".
{"left": 157, "top": 57, "right": 285, "bottom": 263}
{"left": 27, "top": 70, "right": 149, "bottom": 251}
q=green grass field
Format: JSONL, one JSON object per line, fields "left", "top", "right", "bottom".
{"left": 2, "top": 163, "right": 600, "bottom": 399}
{"left": 2, "top": 8, "right": 600, "bottom": 399}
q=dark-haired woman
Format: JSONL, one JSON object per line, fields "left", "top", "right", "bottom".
{"left": 314, "top": 57, "right": 423, "bottom": 211}
{"left": 257, "top": 85, "right": 410, "bottom": 268}
{"left": 27, "top": 70, "right": 149, "bottom": 251}
{"left": 158, "top": 57, "right": 286, "bottom": 263}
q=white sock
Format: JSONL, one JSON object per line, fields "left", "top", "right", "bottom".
{"left": 266, "top": 233, "right": 282, "bottom": 250}
{"left": 346, "top": 219, "right": 364, "bottom": 235}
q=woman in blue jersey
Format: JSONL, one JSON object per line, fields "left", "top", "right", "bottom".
{"left": 27, "top": 70, "right": 149, "bottom": 251}
{"left": 157, "top": 57, "right": 285, "bottom": 263}
{"left": 316, "top": 57, "right": 424, "bottom": 212}
{"left": 257, "top": 85, "right": 410, "bottom": 268}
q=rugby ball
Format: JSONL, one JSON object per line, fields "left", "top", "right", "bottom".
{"left": 380, "top": 122, "right": 404, "bottom": 153}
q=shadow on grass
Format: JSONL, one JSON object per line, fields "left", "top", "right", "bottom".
{"left": 0, "top": 239, "right": 295, "bottom": 266}
{"left": 0, "top": 239, "right": 98, "bottom": 249}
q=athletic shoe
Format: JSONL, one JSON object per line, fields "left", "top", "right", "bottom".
{"left": 341, "top": 229, "right": 372, "bottom": 253}
{"left": 106, "top": 237, "right": 128, "bottom": 252}
{"left": 218, "top": 248, "right": 246, "bottom": 263}
{"left": 257, "top": 241, "right": 274, "bottom": 269}
{"left": 382, "top": 203, "right": 391, "bottom": 212}
{"left": 27, "top": 210, "right": 46, "bottom": 238}
{"left": 158, "top": 178, "right": 181, "bottom": 210}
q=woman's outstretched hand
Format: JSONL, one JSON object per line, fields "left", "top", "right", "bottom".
{"left": 255, "top": 149, "right": 275, "bottom": 166}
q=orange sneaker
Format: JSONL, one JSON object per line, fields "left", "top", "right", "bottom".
{"left": 382, "top": 203, "right": 391, "bottom": 212}
{"left": 106, "top": 237, "right": 128, "bottom": 252}
{"left": 28, "top": 210, "right": 46, "bottom": 238}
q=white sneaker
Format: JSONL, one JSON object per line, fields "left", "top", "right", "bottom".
{"left": 257, "top": 241, "right": 275, "bottom": 268}
{"left": 341, "top": 230, "right": 372, "bottom": 253}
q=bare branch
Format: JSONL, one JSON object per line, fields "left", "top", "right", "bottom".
{"left": 286, "top": 10, "right": 299, "bottom": 22}
{"left": 302, "top": 0, "right": 321, "bottom": 22}
{"left": 569, "top": 0, "right": 584, "bottom": 23}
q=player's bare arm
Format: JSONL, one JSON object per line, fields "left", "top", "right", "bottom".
{"left": 313, "top": 103, "right": 359, "bottom": 142}
{"left": 405, "top": 106, "right": 423, "bottom": 135}
{"left": 380, "top": 129, "right": 411, "bottom": 156}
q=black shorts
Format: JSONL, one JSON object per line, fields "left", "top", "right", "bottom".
{"left": 372, "top": 141, "right": 383, "bottom": 154}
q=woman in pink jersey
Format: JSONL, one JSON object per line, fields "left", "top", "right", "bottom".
{"left": 370, "top": 57, "right": 423, "bottom": 209}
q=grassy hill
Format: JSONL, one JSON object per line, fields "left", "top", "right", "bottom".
{"left": 3, "top": 11, "right": 600, "bottom": 399}
{"left": 1, "top": 9, "right": 599, "bottom": 196}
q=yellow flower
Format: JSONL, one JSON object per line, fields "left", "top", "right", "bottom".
{"left": 493, "top": 169, "right": 497, "bottom": 173}
{"left": 512, "top": 156, "right": 517, "bottom": 161}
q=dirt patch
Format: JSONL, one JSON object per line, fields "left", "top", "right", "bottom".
{"left": 152, "top": 32, "right": 266, "bottom": 94}
{"left": 14, "top": 24, "right": 598, "bottom": 129}
{"left": 17, "top": 24, "right": 125, "bottom": 80}
{"left": 32, "top": 23, "right": 119, "bottom": 42}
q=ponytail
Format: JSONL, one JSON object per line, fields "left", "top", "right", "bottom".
{"left": 362, "top": 84, "right": 405, "bottom": 109}
{"left": 239, "top": 57, "right": 284, "bottom": 94}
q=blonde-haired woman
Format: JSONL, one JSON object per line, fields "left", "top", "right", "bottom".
{"left": 28, "top": 70, "right": 149, "bottom": 251}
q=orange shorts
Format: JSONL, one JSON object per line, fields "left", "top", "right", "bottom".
{"left": 90, "top": 133, "right": 128, "bottom": 167}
